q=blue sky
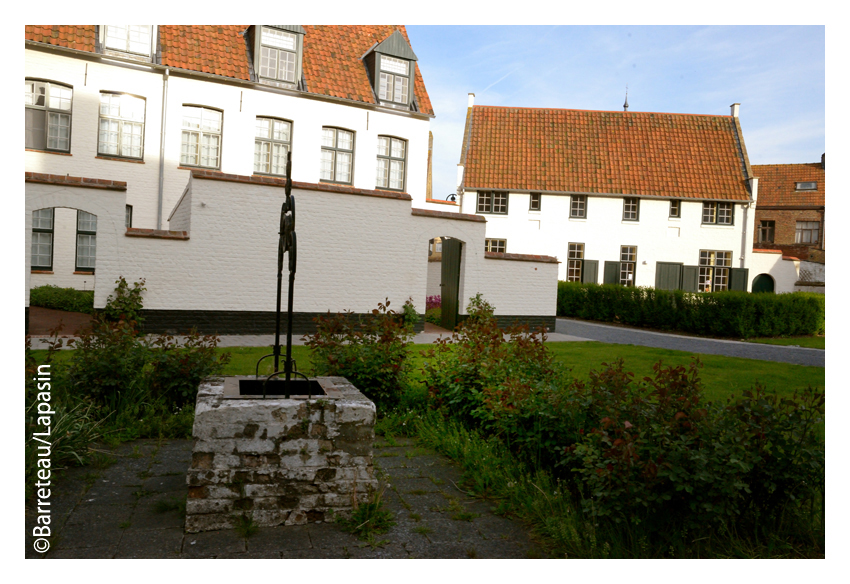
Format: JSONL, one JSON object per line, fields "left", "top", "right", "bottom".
{"left": 406, "top": 25, "right": 825, "bottom": 202}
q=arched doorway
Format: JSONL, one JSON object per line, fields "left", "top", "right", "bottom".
{"left": 752, "top": 274, "right": 775, "bottom": 293}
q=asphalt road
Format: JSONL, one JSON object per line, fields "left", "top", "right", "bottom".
{"left": 555, "top": 318, "right": 825, "bottom": 368}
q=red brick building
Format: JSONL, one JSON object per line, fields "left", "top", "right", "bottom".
{"left": 752, "top": 156, "right": 825, "bottom": 262}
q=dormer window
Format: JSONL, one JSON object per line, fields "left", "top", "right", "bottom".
{"left": 367, "top": 30, "right": 417, "bottom": 110}
{"left": 795, "top": 181, "right": 817, "bottom": 191}
{"left": 253, "top": 26, "right": 304, "bottom": 90}
{"left": 379, "top": 57, "right": 409, "bottom": 104}
{"left": 101, "top": 26, "right": 155, "bottom": 61}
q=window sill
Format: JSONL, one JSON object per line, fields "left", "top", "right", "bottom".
{"left": 700, "top": 224, "right": 735, "bottom": 229}
{"left": 569, "top": 217, "right": 587, "bottom": 222}
{"left": 97, "top": 155, "right": 145, "bottom": 164}
{"left": 26, "top": 149, "right": 71, "bottom": 156}
{"left": 30, "top": 270, "right": 53, "bottom": 274}
{"left": 528, "top": 210, "right": 541, "bottom": 215}
{"left": 318, "top": 179, "right": 354, "bottom": 187}
{"left": 668, "top": 217, "right": 681, "bottom": 221}
{"left": 621, "top": 220, "right": 640, "bottom": 224}
{"left": 178, "top": 165, "right": 220, "bottom": 171}
{"left": 74, "top": 271, "right": 95, "bottom": 275}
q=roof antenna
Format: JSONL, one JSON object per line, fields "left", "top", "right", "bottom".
{"left": 623, "top": 86, "right": 629, "bottom": 111}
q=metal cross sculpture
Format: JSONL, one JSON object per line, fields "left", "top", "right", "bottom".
{"left": 255, "top": 151, "right": 310, "bottom": 398}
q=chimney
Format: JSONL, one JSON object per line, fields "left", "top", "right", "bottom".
{"left": 730, "top": 103, "right": 740, "bottom": 118}
{"left": 821, "top": 153, "right": 825, "bottom": 170}
{"left": 468, "top": 92, "right": 475, "bottom": 108}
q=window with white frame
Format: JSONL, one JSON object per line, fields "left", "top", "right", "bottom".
{"left": 98, "top": 93, "right": 145, "bottom": 159}
{"left": 258, "top": 27, "right": 298, "bottom": 84}
{"left": 378, "top": 56, "right": 410, "bottom": 104}
{"left": 529, "top": 193, "right": 541, "bottom": 211}
{"left": 795, "top": 221, "right": 820, "bottom": 244}
{"left": 623, "top": 198, "right": 639, "bottom": 221}
{"left": 477, "top": 191, "right": 508, "bottom": 214}
{"left": 31, "top": 209, "right": 54, "bottom": 270}
{"left": 104, "top": 25, "right": 153, "bottom": 56}
{"left": 180, "top": 106, "right": 222, "bottom": 169}
{"left": 702, "top": 202, "right": 733, "bottom": 225}
{"left": 376, "top": 136, "right": 406, "bottom": 191}
{"left": 669, "top": 200, "right": 681, "bottom": 218}
{"left": 320, "top": 127, "right": 354, "bottom": 184}
{"left": 485, "top": 239, "right": 506, "bottom": 253}
{"left": 570, "top": 195, "right": 586, "bottom": 218}
{"left": 76, "top": 211, "right": 97, "bottom": 273}
{"left": 698, "top": 250, "right": 732, "bottom": 292}
{"left": 254, "top": 118, "right": 291, "bottom": 176}
{"left": 567, "top": 243, "right": 584, "bottom": 282}
{"left": 125, "top": 205, "right": 133, "bottom": 229}
{"left": 25, "top": 79, "right": 72, "bottom": 152}
{"left": 620, "top": 246, "right": 637, "bottom": 286}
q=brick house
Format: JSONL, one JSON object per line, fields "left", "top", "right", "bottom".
{"left": 751, "top": 157, "right": 825, "bottom": 263}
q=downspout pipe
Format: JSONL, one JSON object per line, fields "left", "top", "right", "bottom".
{"left": 157, "top": 68, "right": 169, "bottom": 230}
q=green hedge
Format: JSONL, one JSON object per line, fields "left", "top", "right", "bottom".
{"left": 557, "top": 282, "right": 824, "bottom": 338}
{"left": 29, "top": 285, "right": 95, "bottom": 314}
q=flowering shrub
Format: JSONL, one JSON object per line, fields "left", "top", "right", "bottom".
{"left": 426, "top": 295, "right": 441, "bottom": 310}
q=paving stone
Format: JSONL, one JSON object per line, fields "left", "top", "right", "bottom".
{"left": 404, "top": 539, "right": 472, "bottom": 559}
{"left": 181, "top": 529, "right": 246, "bottom": 558}
{"left": 379, "top": 465, "right": 424, "bottom": 479}
{"left": 81, "top": 484, "right": 141, "bottom": 507}
{"left": 64, "top": 501, "right": 132, "bottom": 527}
{"left": 389, "top": 476, "right": 442, "bottom": 494}
{"left": 143, "top": 474, "right": 188, "bottom": 493}
{"left": 279, "top": 547, "right": 348, "bottom": 559}
{"left": 372, "top": 454, "right": 412, "bottom": 469}
{"left": 48, "top": 546, "right": 117, "bottom": 559}
{"left": 306, "top": 522, "right": 362, "bottom": 549}
{"left": 130, "top": 495, "right": 186, "bottom": 530}
{"left": 54, "top": 521, "right": 127, "bottom": 550}
{"left": 422, "top": 518, "right": 486, "bottom": 544}
{"left": 115, "top": 527, "right": 184, "bottom": 558}
{"left": 215, "top": 551, "right": 283, "bottom": 558}
{"left": 345, "top": 542, "right": 410, "bottom": 559}
{"left": 245, "top": 525, "right": 312, "bottom": 553}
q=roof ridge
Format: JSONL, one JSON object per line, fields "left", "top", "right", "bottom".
{"left": 473, "top": 104, "right": 732, "bottom": 118}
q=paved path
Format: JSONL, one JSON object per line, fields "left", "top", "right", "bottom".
{"left": 26, "top": 438, "right": 541, "bottom": 559}
{"left": 555, "top": 318, "right": 825, "bottom": 367}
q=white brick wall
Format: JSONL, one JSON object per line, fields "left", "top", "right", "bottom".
{"left": 426, "top": 260, "right": 441, "bottom": 298}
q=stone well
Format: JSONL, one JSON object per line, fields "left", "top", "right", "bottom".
{"left": 185, "top": 376, "right": 378, "bottom": 533}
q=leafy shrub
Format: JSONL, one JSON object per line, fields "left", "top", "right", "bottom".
{"left": 557, "top": 282, "right": 824, "bottom": 338}
{"left": 100, "top": 276, "right": 146, "bottom": 327}
{"left": 424, "top": 307, "right": 441, "bottom": 325}
{"left": 29, "top": 285, "right": 94, "bottom": 314}
{"left": 305, "top": 298, "right": 415, "bottom": 410}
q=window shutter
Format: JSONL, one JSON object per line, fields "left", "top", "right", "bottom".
{"left": 603, "top": 261, "right": 619, "bottom": 285}
{"left": 26, "top": 109, "right": 46, "bottom": 150}
{"left": 655, "top": 262, "right": 683, "bottom": 291}
{"left": 582, "top": 260, "right": 598, "bottom": 284}
{"left": 682, "top": 265, "right": 700, "bottom": 292}
{"left": 729, "top": 268, "right": 749, "bottom": 291}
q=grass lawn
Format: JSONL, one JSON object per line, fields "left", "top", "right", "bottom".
{"left": 745, "top": 336, "right": 825, "bottom": 350}
{"left": 215, "top": 341, "right": 824, "bottom": 406}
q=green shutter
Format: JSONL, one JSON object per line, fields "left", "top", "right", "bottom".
{"left": 682, "top": 265, "right": 700, "bottom": 292}
{"left": 582, "top": 260, "right": 598, "bottom": 284}
{"left": 729, "top": 268, "right": 749, "bottom": 291}
{"left": 655, "top": 262, "right": 683, "bottom": 291}
{"left": 603, "top": 261, "right": 619, "bottom": 285}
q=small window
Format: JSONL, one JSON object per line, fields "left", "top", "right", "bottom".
{"left": 104, "top": 25, "right": 154, "bottom": 57}
{"left": 623, "top": 198, "right": 639, "bottom": 221}
{"left": 570, "top": 195, "right": 586, "bottom": 218}
{"left": 698, "top": 250, "right": 732, "bottom": 292}
{"left": 259, "top": 27, "right": 299, "bottom": 84}
{"left": 795, "top": 182, "right": 817, "bottom": 191}
{"left": 76, "top": 211, "right": 97, "bottom": 273}
{"left": 320, "top": 127, "right": 354, "bottom": 184}
{"left": 254, "top": 117, "right": 292, "bottom": 176}
{"left": 567, "top": 243, "right": 584, "bottom": 282}
{"left": 376, "top": 136, "right": 406, "bottom": 191}
{"left": 378, "top": 56, "right": 410, "bottom": 105}
{"left": 620, "top": 246, "right": 637, "bottom": 286}
{"left": 180, "top": 106, "right": 222, "bottom": 169}
{"left": 485, "top": 239, "right": 506, "bottom": 253}
{"left": 125, "top": 205, "right": 133, "bottom": 229}
{"left": 25, "top": 79, "right": 72, "bottom": 152}
{"left": 31, "top": 208, "right": 54, "bottom": 270}
{"left": 669, "top": 200, "right": 681, "bottom": 218}
{"left": 98, "top": 93, "right": 145, "bottom": 159}
{"left": 795, "top": 221, "right": 820, "bottom": 244}
{"left": 702, "top": 202, "right": 734, "bottom": 225}
{"left": 477, "top": 191, "right": 508, "bottom": 214}
{"left": 529, "top": 193, "right": 541, "bottom": 211}
{"left": 758, "top": 220, "right": 774, "bottom": 243}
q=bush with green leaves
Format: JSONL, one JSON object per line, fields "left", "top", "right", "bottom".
{"left": 305, "top": 298, "right": 415, "bottom": 410}
{"left": 29, "top": 285, "right": 94, "bottom": 314}
{"left": 424, "top": 307, "right": 441, "bottom": 325}
{"left": 100, "top": 276, "right": 146, "bottom": 327}
{"left": 557, "top": 281, "right": 824, "bottom": 338}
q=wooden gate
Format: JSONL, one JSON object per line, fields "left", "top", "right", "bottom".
{"left": 440, "top": 238, "right": 463, "bottom": 331}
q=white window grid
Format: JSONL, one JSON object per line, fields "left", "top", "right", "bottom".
{"left": 105, "top": 25, "right": 152, "bottom": 55}
{"left": 620, "top": 245, "right": 636, "bottom": 286}
{"left": 320, "top": 128, "right": 354, "bottom": 184}
{"left": 703, "top": 202, "right": 733, "bottom": 225}
{"left": 477, "top": 192, "right": 507, "bottom": 214}
{"left": 623, "top": 198, "right": 639, "bottom": 221}
{"left": 570, "top": 195, "right": 586, "bottom": 218}
{"left": 98, "top": 93, "right": 145, "bottom": 158}
{"left": 795, "top": 221, "right": 820, "bottom": 244}
{"left": 76, "top": 211, "right": 97, "bottom": 271}
{"left": 485, "top": 239, "right": 506, "bottom": 253}
{"left": 567, "top": 243, "right": 584, "bottom": 282}
{"left": 254, "top": 118, "right": 291, "bottom": 176}
{"left": 378, "top": 57, "right": 410, "bottom": 104}
{"left": 698, "top": 250, "right": 732, "bottom": 291}
{"left": 376, "top": 136, "right": 406, "bottom": 190}
{"left": 25, "top": 80, "right": 72, "bottom": 152}
{"left": 259, "top": 28, "right": 297, "bottom": 83}
{"left": 181, "top": 107, "right": 222, "bottom": 168}
{"left": 31, "top": 208, "right": 54, "bottom": 269}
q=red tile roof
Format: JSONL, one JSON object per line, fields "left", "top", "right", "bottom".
{"left": 751, "top": 163, "right": 824, "bottom": 207}
{"left": 463, "top": 106, "right": 752, "bottom": 201}
{"left": 26, "top": 25, "right": 433, "bottom": 115}
{"left": 25, "top": 25, "right": 96, "bottom": 52}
